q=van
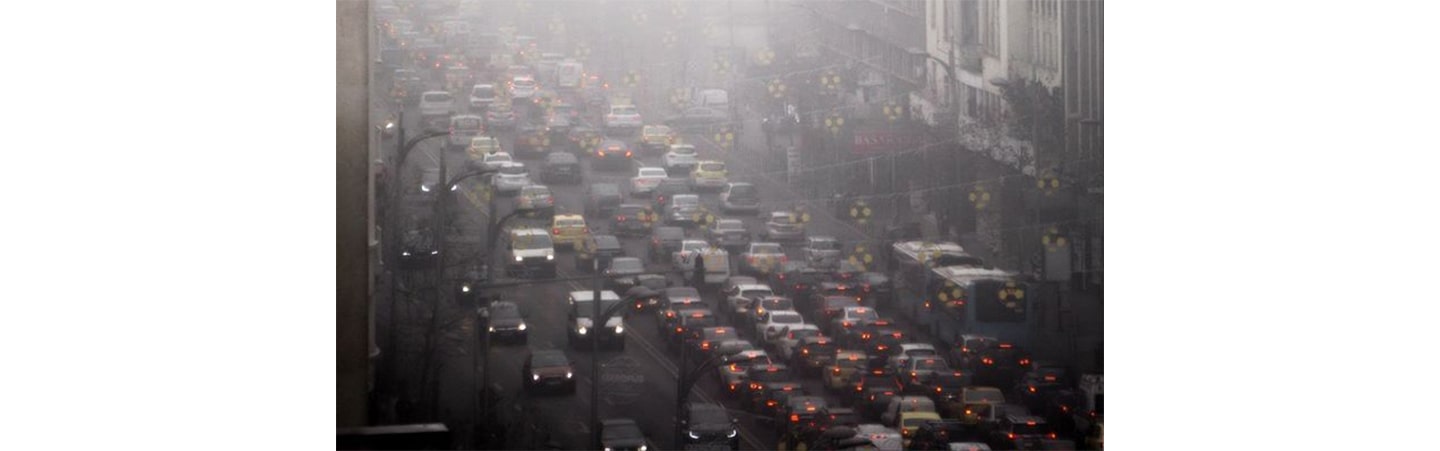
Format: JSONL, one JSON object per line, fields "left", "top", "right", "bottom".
{"left": 694, "top": 89, "right": 729, "bottom": 112}
{"left": 677, "top": 248, "right": 731, "bottom": 287}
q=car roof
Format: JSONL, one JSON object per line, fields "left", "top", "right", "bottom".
{"left": 592, "top": 235, "right": 621, "bottom": 247}
{"left": 554, "top": 214, "right": 584, "bottom": 221}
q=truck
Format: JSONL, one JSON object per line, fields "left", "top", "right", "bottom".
{"left": 556, "top": 59, "right": 583, "bottom": 90}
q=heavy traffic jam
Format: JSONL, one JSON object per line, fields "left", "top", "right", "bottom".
{"left": 373, "top": 1, "right": 1101, "bottom": 450}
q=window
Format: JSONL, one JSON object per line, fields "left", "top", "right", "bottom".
{"left": 981, "top": 0, "right": 1000, "bottom": 56}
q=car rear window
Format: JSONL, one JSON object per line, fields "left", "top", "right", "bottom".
{"left": 752, "top": 244, "right": 782, "bottom": 254}
{"left": 557, "top": 218, "right": 585, "bottom": 227}
{"left": 423, "top": 92, "right": 453, "bottom": 102}
{"left": 701, "top": 162, "right": 725, "bottom": 172}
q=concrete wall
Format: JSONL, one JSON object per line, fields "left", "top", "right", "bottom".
{"left": 338, "top": 0, "right": 371, "bottom": 428}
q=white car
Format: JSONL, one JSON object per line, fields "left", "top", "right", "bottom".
{"left": 671, "top": 239, "right": 711, "bottom": 267}
{"left": 480, "top": 151, "right": 513, "bottom": 172}
{"left": 886, "top": 343, "right": 939, "bottom": 373}
{"left": 724, "top": 283, "right": 774, "bottom": 320}
{"left": 510, "top": 76, "right": 537, "bottom": 99}
{"left": 418, "top": 90, "right": 455, "bottom": 118}
{"left": 755, "top": 309, "right": 806, "bottom": 347}
{"left": 630, "top": 167, "right": 669, "bottom": 196}
{"left": 663, "top": 144, "right": 699, "bottom": 173}
{"left": 772, "top": 324, "right": 822, "bottom": 360}
{"left": 604, "top": 104, "right": 643, "bottom": 130}
{"left": 469, "top": 83, "right": 496, "bottom": 110}
{"left": 492, "top": 162, "right": 531, "bottom": 195}
{"left": 854, "top": 424, "right": 904, "bottom": 451}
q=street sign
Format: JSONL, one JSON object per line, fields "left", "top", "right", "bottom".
{"left": 599, "top": 355, "right": 645, "bottom": 406}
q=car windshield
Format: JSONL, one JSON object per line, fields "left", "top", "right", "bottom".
{"left": 499, "top": 165, "right": 526, "bottom": 175}
{"left": 531, "top": 352, "right": 569, "bottom": 367}
{"left": 671, "top": 146, "right": 696, "bottom": 155}
{"left": 848, "top": 309, "right": 879, "bottom": 322}
{"left": 902, "top": 418, "right": 934, "bottom": 429}
{"left": 556, "top": 218, "right": 586, "bottom": 228}
{"left": 452, "top": 118, "right": 482, "bottom": 131}
{"left": 610, "top": 259, "right": 643, "bottom": 272}
{"left": 1010, "top": 422, "right": 1046, "bottom": 436}
{"left": 515, "top": 234, "right": 552, "bottom": 249}
{"left": 639, "top": 168, "right": 667, "bottom": 177}
{"left": 716, "top": 220, "right": 744, "bottom": 231}
{"left": 811, "top": 240, "right": 840, "bottom": 250}
{"left": 741, "top": 289, "right": 772, "bottom": 298}
{"left": 656, "top": 228, "right": 684, "bottom": 240}
{"left": 762, "top": 298, "right": 794, "bottom": 310}
{"left": 690, "top": 405, "right": 731, "bottom": 425}
{"left": 423, "top": 92, "right": 452, "bottom": 102}
{"left": 666, "top": 287, "right": 700, "bottom": 299}
{"left": 752, "top": 244, "right": 782, "bottom": 254}
{"left": 913, "top": 359, "right": 947, "bottom": 371}
{"left": 513, "top": 79, "right": 535, "bottom": 87}
{"left": 522, "top": 186, "right": 551, "bottom": 196}
{"left": 645, "top": 126, "right": 672, "bottom": 136}
{"left": 683, "top": 241, "right": 710, "bottom": 252}
{"left": 637, "top": 275, "right": 668, "bottom": 289}
{"left": 575, "top": 299, "right": 622, "bottom": 318}
{"left": 751, "top": 367, "right": 795, "bottom": 382}
{"left": 701, "top": 162, "right": 725, "bottom": 172}
{"left": 728, "top": 185, "right": 756, "bottom": 197}
{"left": 602, "top": 422, "right": 644, "bottom": 442}
{"left": 613, "top": 106, "right": 637, "bottom": 115}
{"left": 963, "top": 390, "right": 1004, "bottom": 403}
{"left": 473, "top": 86, "right": 493, "bottom": 95}
{"left": 593, "top": 184, "right": 621, "bottom": 196}
{"left": 770, "top": 214, "right": 796, "bottom": 224}
{"left": 673, "top": 196, "right": 699, "bottom": 207}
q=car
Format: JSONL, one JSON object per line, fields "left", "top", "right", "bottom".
{"left": 786, "top": 334, "right": 836, "bottom": 375}
{"left": 900, "top": 356, "right": 952, "bottom": 394}
{"left": 483, "top": 300, "right": 528, "bottom": 344}
{"left": 755, "top": 309, "right": 806, "bottom": 347}
{"left": 576, "top": 234, "right": 624, "bottom": 273}
{"left": 769, "top": 262, "right": 830, "bottom": 300}
{"left": 803, "top": 236, "right": 844, "bottom": 268}
{"left": 721, "top": 276, "right": 759, "bottom": 297}
{"left": 418, "top": 90, "right": 456, "bottom": 126}
{"left": 491, "top": 162, "right": 531, "bottom": 195}
{"left": 744, "top": 295, "right": 797, "bottom": 331}
{"left": 584, "top": 183, "right": 624, "bottom": 217}
{"left": 986, "top": 415, "right": 1057, "bottom": 450}
{"left": 763, "top": 210, "right": 807, "bottom": 241}
{"left": 603, "top": 257, "right": 647, "bottom": 292}
{"left": 484, "top": 103, "right": 516, "bottom": 129}
{"left": 814, "top": 297, "right": 865, "bottom": 334}
{"left": 718, "top": 350, "right": 772, "bottom": 394}
{"left": 652, "top": 178, "right": 695, "bottom": 211}
{"left": 598, "top": 418, "right": 651, "bottom": 451}
{"left": 640, "top": 124, "right": 676, "bottom": 153}
{"left": 447, "top": 115, "right": 485, "bottom": 150}
{"left": 854, "top": 370, "right": 903, "bottom": 420}
{"left": 623, "top": 273, "right": 670, "bottom": 312}
{"left": 743, "top": 363, "right": 798, "bottom": 410}
{"left": 720, "top": 182, "right": 760, "bottom": 213}
{"left": 849, "top": 424, "right": 903, "bottom": 451}
{"left": 899, "top": 411, "right": 945, "bottom": 447}
{"left": 846, "top": 319, "right": 903, "bottom": 353}
{"left": 755, "top": 381, "right": 807, "bottom": 418}
{"left": 672, "top": 239, "right": 712, "bottom": 268}
{"left": 648, "top": 226, "right": 686, "bottom": 262}
{"left": 591, "top": 139, "right": 635, "bottom": 171}
{"left": 812, "top": 281, "right": 867, "bottom": 309}
{"left": 905, "top": 420, "right": 977, "bottom": 451}
{"left": 958, "top": 387, "right": 1007, "bottom": 427}
{"left": 825, "top": 350, "right": 870, "bottom": 392}
{"left": 604, "top": 103, "right": 643, "bottom": 132}
{"left": 829, "top": 304, "right": 881, "bottom": 335}
{"left": 567, "top": 290, "right": 626, "bottom": 351}
{"left": 885, "top": 343, "right": 939, "bottom": 375}
{"left": 513, "top": 125, "right": 552, "bottom": 159}
{"left": 669, "top": 308, "right": 718, "bottom": 354}
{"left": 739, "top": 242, "right": 787, "bottom": 277}
{"left": 550, "top": 214, "right": 589, "bottom": 251}
{"left": 469, "top": 83, "right": 496, "bottom": 111}
{"left": 928, "top": 371, "right": 975, "bottom": 417}
{"left": 664, "top": 194, "right": 705, "bottom": 227}
{"left": 657, "top": 286, "right": 704, "bottom": 326}
{"left": 515, "top": 184, "right": 555, "bottom": 218}
{"left": 881, "top": 396, "right": 937, "bottom": 428}
{"left": 953, "top": 335, "right": 1002, "bottom": 372}
{"left": 399, "top": 229, "right": 440, "bottom": 270}
{"left": 691, "top": 160, "right": 728, "bottom": 190}
{"left": 545, "top": 111, "right": 573, "bottom": 135}
{"left": 689, "top": 326, "right": 740, "bottom": 360}
{"left": 707, "top": 218, "right": 751, "bottom": 252}
{"left": 467, "top": 138, "right": 506, "bottom": 170}
{"left": 664, "top": 106, "right": 729, "bottom": 131}
{"left": 1012, "top": 362, "right": 1070, "bottom": 413}
{"left": 973, "top": 342, "right": 1032, "bottom": 388}
{"left": 613, "top": 203, "right": 658, "bottom": 238}
{"left": 540, "top": 151, "right": 582, "bottom": 184}
{"left": 509, "top": 75, "right": 537, "bottom": 99}
{"left": 712, "top": 339, "right": 758, "bottom": 361}
{"left": 505, "top": 228, "right": 556, "bottom": 278}
{"left": 778, "top": 395, "right": 829, "bottom": 439}
{"left": 857, "top": 272, "right": 895, "bottom": 305}
{"left": 567, "top": 124, "right": 602, "bottom": 155}
{"left": 630, "top": 167, "right": 669, "bottom": 196}
{"left": 664, "top": 143, "right": 699, "bottom": 173}
{"left": 522, "top": 350, "right": 575, "bottom": 394}
{"left": 723, "top": 283, "right": 774, "bottom": 323}
{"left": 681, "top": 402, "right": 740, "bottom": 450}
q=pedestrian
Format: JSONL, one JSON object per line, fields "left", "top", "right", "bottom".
{"left": 692, "top": 251, "right": 705, "bottom": 288}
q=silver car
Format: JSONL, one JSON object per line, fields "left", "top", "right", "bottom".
{"left": 492, "top": 162, "right": 531, "bottom": 195}
{"left": 762, "top": 211, "right": 806, "bottom": 241}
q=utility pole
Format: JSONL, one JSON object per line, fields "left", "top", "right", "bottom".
{"left": 590, "top": 257, "right": 602, "bottom": 450}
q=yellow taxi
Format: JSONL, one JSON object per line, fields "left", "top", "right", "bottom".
{"left": 690, "top": 160, "right": 728, "bottom": 190}
{"left": 640, "top": 124, "right": 676, "bottom": 153}
{"left": 823, "top": 350, "right": 868, "bottom": 391}
{"left": 551, "top": 214, "right": 590, "bottom": 250}
{"left": 899, "top": 411, "right": 942, "bottom": 447}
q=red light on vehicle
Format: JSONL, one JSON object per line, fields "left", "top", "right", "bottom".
{"left": 625, "top": 151, "right": 633, "bottom": 158}
{"left": 675, "top": 327, "right": 683, "bottom": 333}
{"left": 1007, "top": 433, "right": 1016, "bottom": 440}
{"left": 832, "top": 367, "right": 841, "bottom": 375}
{"left": 766, "top": 400, "right": 777, "bottom": 407}
{"left": 701, "top": 341, "right": 711, "bottom": 349}
{"left": 553, "top": 228, "right": 560, "bottom": 235}
{"left": 790, "top": 414, "right": 799, "bottom": 423}
{"left": 1049, "top": 433, "right": 1058, "bottom": 439}
{"left": 1019, "top": 358, "right": 1031, "bottom": 366}
{"left": 597, "top": 150, "right": 606, "bottom": 157}
{"left": 999, "top": 343, "right": 1014, "bottom": 349}
{"left": 936, "top": 386, "right": 943, "bottom": 393}
{"left": 982, "top": 358, "right": 994, "bottom": 365}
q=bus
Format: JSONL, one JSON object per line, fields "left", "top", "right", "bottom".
{"left": 556, "top": 60, "right": 583, "bottom": 90}
{"left": 888, "top": 240, "right": 1032, "bottom": 346}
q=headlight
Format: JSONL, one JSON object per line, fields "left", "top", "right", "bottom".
{"left": 420, "top": 185, "right": 431, "bottom": 192}
{"left": 518, "top": 323, "right": 527, "bottom": 331}
{"left": 604, "top": 448, "right": 613, "bottom": 451}
{"left": 688, "top": 432, "right": 701, "bottom": 440}
{"left": 614, "top": 324, "right": 624, "bottom": 334}
{"left": 515, "top": 256, "right": 524, "bottom": 262}
{"left": 461, "top": 284, "right": 471, "bottom": 293}
{"left": 638, "top": 446, "right": 646, "bottom": 451}
{"left": 577, "top": 326, "right": 588, "bottom": 335}
{"left": 565, "top": 371, "right": 573, "bottom": 379}
{"left": 402, "top": 251, "right": 411, "bottom": 256}
{"left": 430, "top": 250, "right": 439, "bottom": 255}
{"left": 487, "top": 326, "right": 495, "bottom": 332}
{"left": 532, "top": 374, "right": 540, "bottom": 381}
{"left": 546, "top": 254, "right": 555, "bottom": 260}
{"left": 727, "top": 429, "right": 738, "bottom": 438}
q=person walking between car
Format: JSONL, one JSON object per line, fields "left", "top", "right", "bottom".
{"left": 692, "top": 251, "right": 706, "bottom": 289}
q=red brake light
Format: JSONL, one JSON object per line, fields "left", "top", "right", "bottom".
{"left": 625, "top": 151, "right": 633, "bottom": 158}
{"left": 617, "top": 216, "right": 626, "bottom": 222}
{"left": 790, "top": 414, "right": 799, "bottom": 423}
{"left": 552, "top": 228, "right": 560, "bottom": 235}
{"left": 598, "top": 150, "right": 606, "bottom": 157}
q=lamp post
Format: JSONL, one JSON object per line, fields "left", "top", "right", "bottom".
{"left": 383, "top": 110, "right": 450, "bottom": 383}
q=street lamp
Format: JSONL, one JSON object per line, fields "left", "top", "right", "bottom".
{"left": 383, "top": 110, "right": 452, "bottom": 378}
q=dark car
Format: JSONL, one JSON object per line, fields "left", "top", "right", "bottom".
{"left": 757, "top": 382, "right": 806, "bottom": 418}
{"left": 399, "top": 229, "right": 440, "bottom": 270}
{"left": 613, "top": 203, "right": 658, "bottom": 237}
{"left": 681, "top": 402, "right": 740, "bottom": 450}
{"left": 591, "top": 139, "right": 635, "bottom": 171}
{"left": 974, "top": 342, "right": 1032, "bottom": 387}
{"left": 484, "top": 301, "right": 527, "bottom": 344}
{"left": 567, "top": 124, "right": 603, "bottom": 155}
{"left": 653, "top": 177, "right": 695, "bottom": 210}
{"left": 624, "top": 273, "right": 671, "bottom": 312}
{"left": 599, "top": 418, "right": 651, "bottom": 451}
{"left": 603, "top": 257, "right": 647, "bottom": 292}
{"left": 987, "top": 414, "right": 1057, "bottom": 450}
{"left": 545, "top": 112, "right": 573, "bottom": 136}
{"left": 847, "top": 367, "right": 899, "bottom": 408}
{"left": 928, "top": 371, "right": 975, "bottom": 415}
{"left": 657, "top": 286, "right": 704, "bottom": 328}
{"left": 906, "top": 419, "right": 977, "bottom": 451}
{"left": 792, "top": 336, "right": 838, "bottom": 377}
{"left": 513, "top": 124, "right": 552, "bottom": 159}
{"left": 648, "top": 226, "right": 686, "bottom": 262}
{"left": 541, "top": 151, "right": 582, "bottom": 184}
{"left": 522, "top": 350, "right": 575, "bottom": 394}
{"left": 769, "top": 262, "right": 830, "bottom": 302}
{"left": 691, "top": 326, "right": 741, "bottom": 360}
{"left": 743, "top": 363, "right": 797, "bottom": 410}
{"left": 576, "top": 234, "right": 624, "bottom": 272}
{"left": 664, "top": 106, "right": 729, "bottom": 132}
{"left": 1013, "top": 363, "right": 1070, "bottom": 413}
{"left": 669, "top": 308, "right": 718, "bottom": 353}
{"left": 857, "top": 272, "right": 895, "bottom": 306}
{"left": 585, "top": 183, "right": 623, "bottom": 216}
